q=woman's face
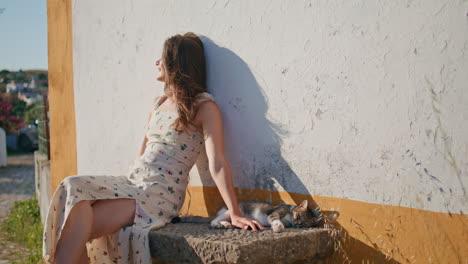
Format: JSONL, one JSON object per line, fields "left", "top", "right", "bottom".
{"left": 155, "top": 57, "right": 166, "bottom": 82}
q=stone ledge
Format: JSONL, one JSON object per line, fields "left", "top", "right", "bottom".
{"left": 149, "top": 223, "right": 335, "bottom": 264}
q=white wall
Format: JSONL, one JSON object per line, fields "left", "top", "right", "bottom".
{"left": 72, "top": 0, "right": 468, "bottom": 214}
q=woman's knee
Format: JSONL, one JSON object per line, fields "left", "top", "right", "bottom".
{"left": 89, "top": 198, "right": 136, "bottom": 240}
{"left": 76, "top": 200, "right": 94, "bottom": 207}
{"left": 120, "top": 198, "right": 136, "bottom": 225}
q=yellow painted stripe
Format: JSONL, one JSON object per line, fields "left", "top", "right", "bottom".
{"left": 47, "top": 0, "right": 77, "bottom": 194}
{"left": 181, "top": 186, "right": 468, "bottom": 264}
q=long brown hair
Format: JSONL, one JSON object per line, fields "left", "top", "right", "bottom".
{"left": 161, "top": 32, "right": 208, "bottom": 135}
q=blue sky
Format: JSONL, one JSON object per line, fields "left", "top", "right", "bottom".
{"left": 0, "top": 0, "right": 48, "bottom": 71}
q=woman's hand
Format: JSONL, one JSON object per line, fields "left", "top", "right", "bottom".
{"left": 230, "top": 214, "right": 266, "bottom": 232}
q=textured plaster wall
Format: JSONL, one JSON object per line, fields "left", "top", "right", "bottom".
{"left": 72, "top": 0, "right": 468, "bottom": 214}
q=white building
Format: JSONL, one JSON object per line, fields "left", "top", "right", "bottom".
{"left": 28, "top": 77, "right": 37, "bottom": 89}
{"left": 18, "top": 91, "right": 43, "bottom": 105}
{"left": 6, "top": 81, "right": 16, "bottom": 93}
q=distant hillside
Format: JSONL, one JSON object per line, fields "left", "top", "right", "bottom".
{"left": 24, "top": 69, "right": 48, "bottom": 75}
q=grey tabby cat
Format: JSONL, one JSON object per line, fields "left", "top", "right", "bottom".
{"left": 172, "top": 200, "right": 323, "bottom": 233}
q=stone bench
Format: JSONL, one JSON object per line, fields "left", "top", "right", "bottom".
{"left": 149, "top": 223, "right": 336, "bottom": 264}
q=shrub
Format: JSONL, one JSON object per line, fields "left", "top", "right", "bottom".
{"left": 0, "top": 94, "right": 25, "bottom": 134}
{"left": 1, "top": 197, "right": 43, "bottom": 264}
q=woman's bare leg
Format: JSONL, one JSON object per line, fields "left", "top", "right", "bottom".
{"left": 78, "top": 244, "right": 89, "bottom": 264}
{"left": 54, "top": 198, "right": 135, "bottom": 263}
{"left": 89, "top": 198, "right": 136, "bottom": 240}
{"left": 54, "top": 200, "right": 94, "bottom": 264}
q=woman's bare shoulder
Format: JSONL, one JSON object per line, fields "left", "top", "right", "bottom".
{"left": 198, "top": 99, "right": 220, "bottom": 117}
{"left": 194, "top": 99, "right": 220, "bottom": 130}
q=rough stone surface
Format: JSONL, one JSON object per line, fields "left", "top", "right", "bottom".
{"left": 149, "top": 223, "right": 335, "bottom": 264}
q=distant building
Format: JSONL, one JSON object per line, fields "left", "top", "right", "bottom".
{"left": 6, "top": 81, "right": 16, "bottom": 93}
{"left": 29, "top": 77, "right": 37, "bottom": 89}
{"left": 17, "top": 83, "right": 25, "bottom": 91}
{"left": 18, "top": 91, "right": 43, "bottom": 105}
{"left": 15, "top": 71, "right": 25, "bottom": 78}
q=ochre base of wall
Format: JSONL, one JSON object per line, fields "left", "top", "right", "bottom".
{"left": 180, "top": 186, "right": 467, "bottom": 264}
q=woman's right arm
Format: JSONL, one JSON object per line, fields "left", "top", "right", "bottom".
{"left": 137, "top": 96, "right": 160, "bottom": 157}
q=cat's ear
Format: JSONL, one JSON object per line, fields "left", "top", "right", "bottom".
{"left": 299, "top": 200, "right": 308, "bottom": 209}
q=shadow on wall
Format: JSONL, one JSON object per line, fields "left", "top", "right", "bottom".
{"left": 321, "top": 210, "right": 402, "bottom": 264}
{"left": 185, "top": 36, "right": 403, "bottom": 264}
{"left": 194, "top": 35, "right": 315, "bottom": 212}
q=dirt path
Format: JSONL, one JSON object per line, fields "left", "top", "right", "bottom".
{"left": 0, "top": 153, "right": 36, "bottom": 263}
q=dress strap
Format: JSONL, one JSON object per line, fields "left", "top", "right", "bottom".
{"left": 154, "top": 96, "right": 167, "bottom": 111}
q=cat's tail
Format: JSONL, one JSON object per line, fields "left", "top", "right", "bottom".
{"left": 171, "top": 216, "right": 215, "bottom": 224}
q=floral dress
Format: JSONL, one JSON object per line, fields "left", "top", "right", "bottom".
{"left": 42, "top": 92, "right": 215, "bottom": 264}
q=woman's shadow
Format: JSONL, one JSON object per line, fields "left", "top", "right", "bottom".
{"left": 188, "top": 35, "right": 315, "bottom": 213}
{"left": 184, "top": 36, "right": 401, "bottom": 264}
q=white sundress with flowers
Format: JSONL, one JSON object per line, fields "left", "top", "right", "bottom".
{"left": 42, "top": 92, "right": 215, "bottom": 264}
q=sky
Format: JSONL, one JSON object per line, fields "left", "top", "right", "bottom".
{"left": 0, "top": 0, "right": 48, "bottom": 71}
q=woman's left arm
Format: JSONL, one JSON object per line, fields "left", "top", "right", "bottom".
{"left": 199, "top": 101, "right": 265, "bottom": 232}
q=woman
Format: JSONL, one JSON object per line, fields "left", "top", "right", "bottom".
{"left": 42, "top": 32, "right": 265, "bottom": 264}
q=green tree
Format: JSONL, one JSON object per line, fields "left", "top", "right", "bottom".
{"left": 38, "top": 73, "right": 47, "bottom": 80}
{"left": 11, "top": 96, "right": 27, "bottom": 118}
{"left": 23, "top": 101, "right": 42, "bottom": 125}
{"left": 15, "top": 69, "right": 25, "bottom": 82}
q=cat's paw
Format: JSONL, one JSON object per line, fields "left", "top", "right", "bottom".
{"left": 211, "top": 220, "right": 231, "bottom": 229}
{"left": 271, "top": 220, "right": 285, "bottom": 233}
{"left": 219, "top": 220, "right": 233, "bottom": 229}
{"left": 210, "top": 221, "right": 223, "bottom": 229}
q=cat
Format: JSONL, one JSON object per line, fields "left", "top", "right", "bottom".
{"left": 171, "top": 200, "right": 323, "bottom": 233}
